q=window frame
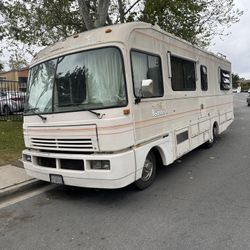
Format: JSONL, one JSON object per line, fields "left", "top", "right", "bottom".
{"left": 200, "top": 65, "right": 208, "bottom": 91}
{"left": 130, "top": 49, "right": 164, "bottom": 99}
{"left": 169, "top": 53, "right": 197, "bottom": 91}
{"left": 24, "top": 46, "right": 129, "bottom": 116}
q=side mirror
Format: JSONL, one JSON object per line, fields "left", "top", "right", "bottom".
{"left": 134, "top": 79, "right": 154, "bottom": 104}
{"left": 141, "top": 79, "right": 153, "bottom": 97}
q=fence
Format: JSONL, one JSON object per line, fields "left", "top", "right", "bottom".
{"left": 0, "top": 80, "right": 26, "bottom": 121}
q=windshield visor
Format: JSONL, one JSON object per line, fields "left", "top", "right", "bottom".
{"left": 25, "top": 47, "right": 127, "bottom": 114}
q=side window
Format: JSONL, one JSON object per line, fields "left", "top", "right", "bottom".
{"left": 170, "top": 55, "right": 196, "bottom": 91}
{"left": 200, "top": 65, "right": 208, "bottom": 91}
{"left": 131, "top": 50, "right": 163, "bottom": 98}
{"left": 220, "top": 69, "right": 231, "bottom": 90}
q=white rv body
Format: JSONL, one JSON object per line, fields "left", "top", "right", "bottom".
{"left": 22, "top": 22, "right": 233, "bottom": 189}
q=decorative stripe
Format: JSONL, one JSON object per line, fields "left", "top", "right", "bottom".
{"left": 25, "top": 102, "right": 232, "bottom": 133}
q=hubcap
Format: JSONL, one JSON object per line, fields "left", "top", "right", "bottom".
{"left": 141, "top": 155, "right": 154, "bottom": 182}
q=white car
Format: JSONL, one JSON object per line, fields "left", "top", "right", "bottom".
{"left": 0, "top": 91, "right": 25, "bottom": 115}
{"left": 7, "top": 91, "right": 25, "bottom": 111}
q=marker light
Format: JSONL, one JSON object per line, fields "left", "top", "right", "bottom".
{"left": 105, "top": 29, "right": 112, "bottom": 33}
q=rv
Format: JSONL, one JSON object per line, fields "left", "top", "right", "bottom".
{"left": 22, "top": 22, "right": 234, "bottom": 189}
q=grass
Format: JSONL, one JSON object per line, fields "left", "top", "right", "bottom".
{"left": 0, "top": 120, "right": 25, "bottom": 166}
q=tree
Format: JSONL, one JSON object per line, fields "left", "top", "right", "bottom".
{"left": 232, "top": 73, "right": 240, "bottom": 89}
{"left": 196, "top": 0, "right": 243, "bottom": 46}
{"left": 141, "top": 0, "right": 243, "bottom": 47}
{"left": 0, "top": 0, "right": 84, "bottom": 46}
{"left": 0, "top": 49, "right": 3, "bottom": 71}
{"left": 0, "top": 0, "right": 243, "bottom": 49}
{"left": 141, "top": 0, "right": 203, "bottom": 45}
{"left": 78, "top": 0, "right": 110, "bottom": 30}
{"left": 8, "top": 50, "right": 29, "bottom": 70}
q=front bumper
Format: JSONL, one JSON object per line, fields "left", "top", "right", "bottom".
{"left": 22, "top": 149, "right": 136, "bottom": 189}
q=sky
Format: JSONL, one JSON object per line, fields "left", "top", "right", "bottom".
{"left": 1, "top": 0, "right": 249, "bottom": 79}
{"left": 209, "top": 0, "right": 250, "bottom": 79}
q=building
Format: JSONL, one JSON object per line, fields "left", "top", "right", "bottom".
{"left": 0, "top": 67, "right": 29, "bottom": 92}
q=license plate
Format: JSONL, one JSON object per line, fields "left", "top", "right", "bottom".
{"left": 50, "top": 174, "right": 64, "bottom": 185}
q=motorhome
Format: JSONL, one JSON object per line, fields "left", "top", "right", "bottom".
{"left": 22, "top": 22, "right": 234, "bottom": 189}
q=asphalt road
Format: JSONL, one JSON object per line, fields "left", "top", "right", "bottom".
{"left": 1, "top": 93, "right": 250, "bottom": 250}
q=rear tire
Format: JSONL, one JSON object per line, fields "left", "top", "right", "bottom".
{"left": 204, "top": 123, "right": 218, "bottom": 148}
{"left": 135, "top": 151, "right": 156, "bottom": 190}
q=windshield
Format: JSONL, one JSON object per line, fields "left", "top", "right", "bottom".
{"left": 25, "top": 47, "right": 127, "bottom": 115}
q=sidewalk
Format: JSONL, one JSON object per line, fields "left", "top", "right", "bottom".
{"left": 0, "top": 160, "right": 42, "bottom": 198}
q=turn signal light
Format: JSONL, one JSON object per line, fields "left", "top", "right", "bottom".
{"left": 123, "top": 109, "right": 130, "bottom": 115}
{"left": 105, "top": 29, "right": 112, "bottom": 33}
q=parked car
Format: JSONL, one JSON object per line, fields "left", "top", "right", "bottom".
{"left": 232, "top": 87, "right": 241, "bottom": 93}
{"left": 7, "top": 91, "right": 25, "bottom": 111}
{"left": 247, "top": 94, "right": 250, "bottom": 106}
{"left": 0, "top": 91, "right": 25, "bottom": 115}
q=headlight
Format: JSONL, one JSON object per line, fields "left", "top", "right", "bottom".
{"left": 90, "top": 160, "right": 110, "bottom": 170}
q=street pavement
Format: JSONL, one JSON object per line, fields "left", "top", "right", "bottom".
{"left": 0, "top": 93, "right": 250, "bottom": 250}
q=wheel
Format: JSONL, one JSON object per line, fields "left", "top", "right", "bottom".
{"left": 204, "top": 124, "right": 218, "bottom": 148}
{"left": 135, "top": 151, "right": 156, "bottom": 190}
{"left": 3, "top": 105, "right": 11, "bottom": 115}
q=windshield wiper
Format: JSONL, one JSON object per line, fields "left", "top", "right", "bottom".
{"left": 55, "top": 103, "right": 105, "bottom": 119}
{"left": 87, "top": 110, "right": 105, "bottom": 119}
{"left": 25, "top": 108, "right": 47, "bottom": 121}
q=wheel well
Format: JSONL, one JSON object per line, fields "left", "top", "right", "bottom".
{"left": 151, "top": 147, "right": 163, "bottom": 168}
{"left": 213, "top": 121, "right": 219, "bottom": 136}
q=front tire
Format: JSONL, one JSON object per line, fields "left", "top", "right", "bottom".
{"left": 135, "top": 151, "right": 156, "bottom": 190}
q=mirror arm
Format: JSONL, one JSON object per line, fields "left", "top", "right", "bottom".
{"left": 135, "top": 88, "right": 143, "bottom": 104}
{"left": 135, "top": 96, "right": 141, "bottom": 104}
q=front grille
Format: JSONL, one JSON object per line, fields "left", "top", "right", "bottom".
{"left": 60, "top": 159, "right": 84, "bottom": 170}
{"left": 35, "top": 157, "right": 84, "bottom": 171}
{"left": 31, "top": 138, "right": 96, "bottom": 152}
{"left": 37, "top": 157, "right": 56, "bottom": 168}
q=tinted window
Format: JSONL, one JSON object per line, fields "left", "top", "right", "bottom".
{"left": 171, "top": 56, "right": 196, "bottom": 91}
{"left": 131, "top": 51, "right": 163, "bottom": 98}
{"left": 200, "top": 65, "right": 208, "bottom": 91}
{"left": 220, "top": 69, "right": 231, "bottom": 90}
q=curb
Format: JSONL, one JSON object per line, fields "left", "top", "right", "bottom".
{"left": 10, "top": 159, "right": 24, "bottom": 168}
{"left": 0, "top": 179, "right": 47, "bottom": 200}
